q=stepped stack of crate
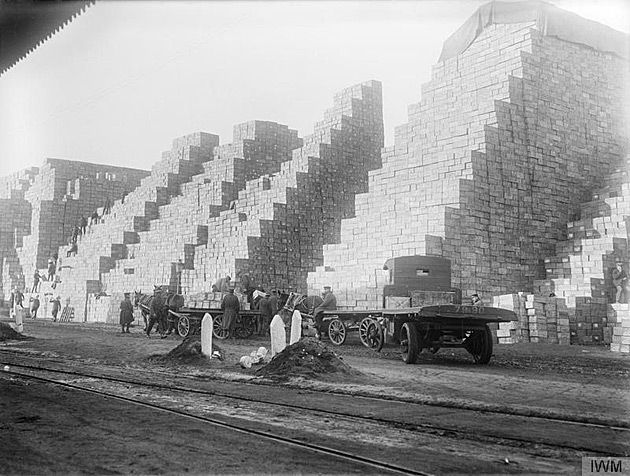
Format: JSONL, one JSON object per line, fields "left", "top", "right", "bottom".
{"left": 0, "top": 167, "right": 39, "bottom": 201}
{"left": 54, "top": 133, "right": 218, "bottom": 321}
{"left": 98, "top": 122, "right": 301, "bottom": 298}
{"left": 533, "top": 160, "right": 630, "bottom": 347}
{"left": 609, "top": 304, "right": 630, "bottom": 353}
{"left": 183, "top": 81, "right": 384, "bottom": 295}
{"left": 492, "top": 293, "right": 572, "bottom": 345}
{"left": 0, "top": 167, "right": 39, "bottom": 300}
{"left": 492, "top": 294, "right": 527, "bottom": 344}
{"left": 309, "top": 5, "right": 628, "bottom": 309}
{"left": 0, "top": 159, "right": 147, "bottom": 303}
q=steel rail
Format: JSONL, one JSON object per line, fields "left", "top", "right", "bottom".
{"left": 3, "top": 366, "right": 432, "bottom": 476}
{"left": 1, "top": 359, "right": 626, "bottom": 455}
{"left": 1, "top": 348, "right": 623, "bottom": 430}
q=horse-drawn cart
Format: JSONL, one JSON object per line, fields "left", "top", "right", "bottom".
{"left": 319, "top": 304, "right": 516, "bottom": 364}
{"left": 168, "top": 307, "right": 260, "bottom": 339}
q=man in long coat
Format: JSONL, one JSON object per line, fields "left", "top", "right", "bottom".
{"left": 258, "top": 293, "right": 274, "bottom": 336}
{"left": 120, "top": 293, "right": 134, "bottom": 333}
{"left": 221, "top": 288, "right": 240, "bottom": 338}
{"left": 146, "top": 288, "right": 166, "bottom": 338}
{"left": 29, "top": 295, "right": 40, "bottom": 319}
{"left": 51, "top": 296, "right": 61, "bottom": 322}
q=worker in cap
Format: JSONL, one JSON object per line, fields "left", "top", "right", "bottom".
{"left": 51, "top": 295, "right": 61, "bottom": 322}
{"left": 120, "top": 292, "right": 134, "bottom": 334}
{"left": 221, "top": 286, "right": 240, "bottom": 338}
{"left": 313, "top": 286, "right": 337, "bottom": 339}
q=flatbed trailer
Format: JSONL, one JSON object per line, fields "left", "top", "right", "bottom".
{"left": 168, "top": 307, "right": 261, "bottom": 339}
{"left": 321, "top": 305, "right": 517, "bottom": 364}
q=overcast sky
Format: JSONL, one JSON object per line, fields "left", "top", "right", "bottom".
{"left": 0, "top": 0, "right": 628, "bottom": 177}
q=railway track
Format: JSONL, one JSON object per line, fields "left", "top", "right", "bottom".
{"left": 2, "top": 357, "right": 628, "bottom": 459}
{"left": 2, "top": 362, "right": 430, "bottom": 476}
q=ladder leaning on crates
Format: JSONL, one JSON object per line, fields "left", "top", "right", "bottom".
{"left": 59, "top": 306, "right": 74, "bottom": 322}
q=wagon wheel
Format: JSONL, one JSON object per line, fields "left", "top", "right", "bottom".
{"left": 359, "top": 317, "right": 384, "bottom": 352}
{"left": 327, "top": 318, "right": 346, "bottom": 346}
{"left": 464, "top": 325, "right": 493, "bottom": 364}
{"left": 234, "top": 316, "right": 255, "bottom": 339}
{"left": 177, "top": 315, "right": 190, "bottom": 338}
{"left": 400, "top": 322, "right": 419, "bottom": 364}
{"left": 212, "top": 314, "right": 230, "bottom": 340}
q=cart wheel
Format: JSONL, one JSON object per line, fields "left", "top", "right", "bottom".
{"left": 177, "top": 315, "right": 190, "bottom": 338}
{"left": 327, "top": 318, "right": 346, "bottom": 346}
{"left": 212, "top": 314, "right": 230, "bottom": 340}
{"left": 234, "top": 316, "right": 255, "bottom": 339}
{"left": 400, "top": 322, "right": 419, "bottom": 364}
{"left": 359, "top": 318, "right": 384, "bottom": 352}
{"left": 464, "top": 325, "right": 493, "bottom": 364}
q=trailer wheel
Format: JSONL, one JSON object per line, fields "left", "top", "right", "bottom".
{"left": 359, "top": 318, "right": 384, "bottom": 352}
{"left": 212, "top": 314, "right": 230, "bottom": 340}
{"left": 400, "top": 322, "right": 419, "bottom": 364}
{"left": 464, "top": 325, "right": 493, "bottom": 364}
{"left": 177, "top": 315, "right": 190, "bottom": 338}
{"left": 327, "top": 318, "right": 346, "bottom": 345}
{"left": 234, "top": 316, "right": 255, "bottom": 339}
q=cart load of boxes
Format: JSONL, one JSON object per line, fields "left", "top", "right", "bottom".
{"left": 1, "top": 1, "right": 628, "bottom": 352}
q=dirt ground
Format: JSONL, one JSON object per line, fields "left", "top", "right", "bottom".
{"left": 2, "top": 316, "right": 628, "bottom": 424}
{"left": 1, "top": 314, "right": 629, "bottom": 474}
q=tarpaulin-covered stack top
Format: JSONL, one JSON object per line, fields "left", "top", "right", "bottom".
{"left": 439, "top": 0, "right": 629, "bottom": 62}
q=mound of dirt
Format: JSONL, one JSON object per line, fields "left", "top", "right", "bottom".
{"left": 151, "top": 335, "right": 224, "bottom": 363}
{"left": 0, "top": 322, "right": 33, "bottom": 341}
{"left": 256, "top": 337, "right": 361, "bottom": 381}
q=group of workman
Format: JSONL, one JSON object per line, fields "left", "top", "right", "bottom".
{"left": 210, "top": 276, "right": 339, "bottom": 338}
{"left": 118, "top": 271, "right": 340, "bottom": 338}
{"left": 65, "top": 195, "right": 121, "bottom": 258}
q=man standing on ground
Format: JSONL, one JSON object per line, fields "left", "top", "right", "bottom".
{"left": 313, "top": 286, "right": 337, "bottom": 339}
{"left": 51, "top": 295, "right": 61, "bottom": 322}
{"left": 258, "top": 293, "right": 274, "bottom": 336}
{"left": 147, "top": 288, "right": 166, "bottom": 338}
{"left": 119, "top": 293, "right": 134, "bottom": 333}
{"left": 269, "top": 289, "right": 279, "bottom": 316}
{"left": 9, "top": 287, "right": 24, "bottom": 318}
{"left": 221, "top": 287, "right": 240, "bottom": 338}
{"left": 29, "top": 294, "right": 40, "bottom": 319}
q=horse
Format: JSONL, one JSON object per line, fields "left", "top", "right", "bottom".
{"left": 134, "top": 286, "right": 185, "bottom": 336}
{"left": 133, "top": 289, "right": 155, "bottom": 332}
{"left": 282, "top": 292, "right": 323, "bottom": 317}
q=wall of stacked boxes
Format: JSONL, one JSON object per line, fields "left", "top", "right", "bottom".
{"left": 0, "top": 160, "right": 149, "bottom": 306}
{"left": 308, "top": 9, "right": 629, "bottom": 351}
{"left": 1, "top": 3, "right": 628, "bottom": 353}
